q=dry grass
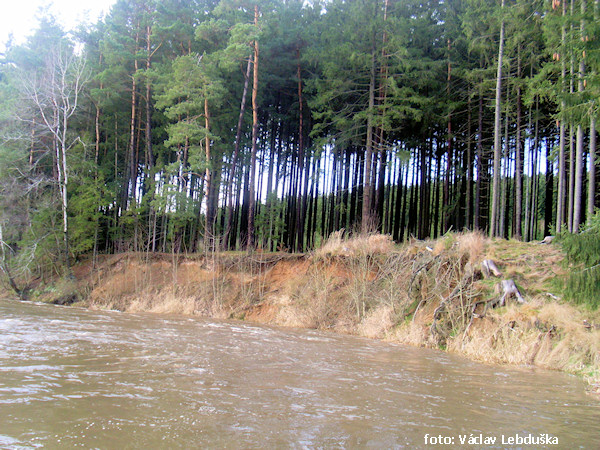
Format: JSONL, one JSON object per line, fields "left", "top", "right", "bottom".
{"left": 313, "top": 231, "right": 395, "bottom": 259}
{"left": 449, "top": 298, "right": 600, "bottom": 387}
{"left": 456, "top": 230, "right": 487, "bottom": 263}
{"left": 393, "top": 320, "right": 430, "bottom": 346}
{"left": 358, "top": 305, "right": 395, "bottom": 339}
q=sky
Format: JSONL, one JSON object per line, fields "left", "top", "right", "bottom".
{"left": 0, "top": 0, "right": 117, "bottom": 52}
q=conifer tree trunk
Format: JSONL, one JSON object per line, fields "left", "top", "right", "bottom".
{"left": 568, "top": 0, "right": 576, "bottom": 232}
{"left": 145, "top": 24, "right": 158, "bottom": 252}
{"left": 556, "top": 0, "right": 567, "bottom": 234}
{"left": 376, "top": 148, "right": 387, "bottom": 230}
{"left": 588, "top": 0, "right": 598, "bottom": 223}
{"left": 224, "top": 55, "right": 252, "bottom": 249}
{"left": 350, "top": 151, "right": 359, "bottom": 227}
{"left": 204, "top": 97, "right": 215, "bottom": 245}
{"left": 466, "top": 93, "right": 472, "bottom": 230}
{"left": 568, "top": 124, "right": 575, "bottom": 231}
{"left": 295, "top": 46, "right": 305, "bottom": 251}
{"left": 573, "top": 0, "right": 586, "bottom": 232}
{"left": 362, "top": 47, "right": 377, "bottom": 233}
{"left": 444, "top": 39, "right": 452, "bottom": 233}
{"left": 490, "top": 0, "right": 505, "bottom": 237}
{"left": 545, "top": 139, "right": 554, "bottom": 237}
{"left": 475, "top": 92, "right": 484, "bottom": 230}
{"left": 499, "top": 70, "right": 511, "bottom": 238}
{"left": 528, "top": 99, "right": 540, "bottom": 240}
{"left": 145, "top": 24, "right": 154, "bottom": 170}
{"left": 247, "top": 4, "right": 259, "bottom": 250}
{"left": 128, "top": 27, "right": 140, "bottom": 208}
{"left": 515, "top": 52, "right": 524, "bottom": 239}
{"left": 589, "top": 117, "right": 597, "bottom": 222}
{"left": 393, "top": 160, "right": 404, "bottom": 241}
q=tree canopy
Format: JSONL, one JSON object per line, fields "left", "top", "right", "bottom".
{"left": 0, "top": 0, "right": 598, "bottom": 279}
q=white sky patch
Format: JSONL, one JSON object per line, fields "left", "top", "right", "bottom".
{"left": 1, "top": 0, "right": 116, "bottom": 52}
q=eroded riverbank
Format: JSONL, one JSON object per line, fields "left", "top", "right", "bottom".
{"left": 22, "top": 233, "right": 600, "bottom": 393}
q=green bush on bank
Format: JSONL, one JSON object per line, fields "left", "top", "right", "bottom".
{"left": 558, "top": 212, "right": 600, "bottom": 309}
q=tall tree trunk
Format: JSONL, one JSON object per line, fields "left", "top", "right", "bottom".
{"left": 515, "top": 52, "right": 524, "bottom": 239}
{"left": 490, "top": 0, "right": 505, "bottom": 237}
{"left": 145, "top": 24, "right": 157, "bottom": 253}
{"left": 393, "top": 159, "right": 404, "bottom": 241}
{"left": 528, "top": 99, "right": 540, "bottom": 241}
{"left": 573, "top": 0, "right": 586, "bottom": 232}
{"left": 350, "top": 151, "right": 358, "bottom": 228}
{"left": 204, "top": 97, "right": 215, "bottom": 246}
{"left": 224, "top": 55, "right": 252, "bottom": 249}
{"left": 376, "top": 147, "right": 387, "bottom": 230}
{"left": 93, "top": 87, "right": 101, "bottom": 266}
{"left": 60, "top": 128, "right": 70, "bottom": 270}
{"left": 145, "top": 25, "right": 154, "bottom": 170}
{"left": 466, "top": 92, "right": 472, "bottom": 230}
{"left": 444, "top": 39, "right": 452, "bottom": 233}
{"left": 545, "top": 138, "right": 554, "bottom": 237}
{"left": 588, "top": 0, "right": 599, "bottom": 223}
{"left": 128, "top": 28, "right": 140, "bottom": 207}
{"left": 295, "top": 46, "right": 305, "bottom": 251}
{"left": 568, "top": 0, "right": 576, "bottom": 231}
{"left": 556, "top": 0, "right": 568, "bottom": 234}
{"left": 247, "top": 5, "right": 260, "bottom": 250}
{"left": 399, "top": 160, "right": 409, "bottom": 242}
{"left": 589, "top": 117, "right": 597, "bottom": 222}
{"left": 568, "top": 124, "right": 575, "bottom": 232}
{"left": 362, "top": 45, "right": 377, "bottom": 233}
{"left": 475, "top": 92, "right": 484, "bottom": 230}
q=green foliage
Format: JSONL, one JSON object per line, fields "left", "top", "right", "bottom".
{"left": 558, "top": 212, "right": 600, "bottom": 309}
{"left": 0, "top": 0, "right": 599, "bottom": 270}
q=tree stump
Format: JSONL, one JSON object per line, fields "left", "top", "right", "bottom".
{"left": 497, "top": 279, "right": 525, "bottom": 306}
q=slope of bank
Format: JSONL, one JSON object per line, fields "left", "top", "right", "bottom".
{"left": 24, "top": 232, "right": 600, "bottom": 392}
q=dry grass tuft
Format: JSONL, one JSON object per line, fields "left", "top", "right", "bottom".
{"left": 456, "top": 231, "right": 487, "bottom": 263}
{"left": 358, "top": 305, "right": 395, "bottom": 339}
{"left": 314, "top": 231, "right": 395, "bottom": 259}
{"left": 394, "top": 320, "right": 430, "bottom": 346}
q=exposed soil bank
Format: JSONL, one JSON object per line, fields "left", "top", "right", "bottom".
{"left": 26, "top": 233, "right": 600, "bottom": 393}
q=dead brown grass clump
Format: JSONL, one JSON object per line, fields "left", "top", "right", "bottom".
{"left": 456, "top": 230, "right": 487, "bottom": 263}
{"left": 314, "top": 231, "right": 395, "bottom": 259}
{"left": 358, "top": 305, "right": 395, "bottom": 339}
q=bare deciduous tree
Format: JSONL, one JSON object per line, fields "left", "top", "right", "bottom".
{"left": 18, "top": 46, "right": 88, "bottom": 270}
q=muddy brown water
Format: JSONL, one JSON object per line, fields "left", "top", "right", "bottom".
{"left": 0, "top": 299, "right": 599, "bottom": 448}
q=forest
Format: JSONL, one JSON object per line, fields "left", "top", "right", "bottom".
{"left": 0, "top": 0, "right": 598, "bottom": 279}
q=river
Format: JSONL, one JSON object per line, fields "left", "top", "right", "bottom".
{"left": 0, "top": 299, "right": 598, "bottom": 448}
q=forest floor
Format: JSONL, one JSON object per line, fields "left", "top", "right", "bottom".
{"left": 24, "top": 232, "right": 600, "bottom": 394}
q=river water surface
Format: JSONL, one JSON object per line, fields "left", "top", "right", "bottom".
{"left": 0, "top": 299, "right": 599, "bottom": 448}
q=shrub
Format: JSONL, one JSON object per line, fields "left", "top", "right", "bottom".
{"left": 558, "top": 212, "right": 600, "bottom": 309}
